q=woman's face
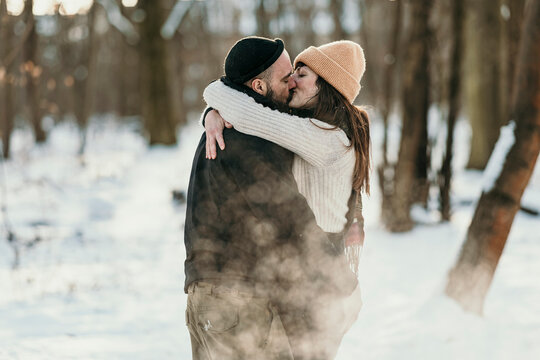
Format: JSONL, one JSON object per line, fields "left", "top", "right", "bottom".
{"left": 288, "top": 65, "right": 319, "bottom": 109}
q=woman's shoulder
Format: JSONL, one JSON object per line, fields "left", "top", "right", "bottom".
{"left": 309, "top": 119, "right": 351, "bottom": 146}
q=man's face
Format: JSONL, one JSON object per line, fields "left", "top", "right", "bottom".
{"left": 265, "top": 50, "right": 293, "bottom": 105}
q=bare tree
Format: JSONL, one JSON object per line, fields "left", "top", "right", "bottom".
{"left": 294, "top": 0, "right": 315, "bottom": 56}
{"left": 256, "top": 0, "right": 271, "bottom": 38}
{"left": 71, "top": 3, "right": 100, "bottom": 156}
{"left": 380, "top": 0, "right": 401, "bottom": 167}
{"left": 464, "top": 0, "right": 505, "bottom": 169}
{"left": 382, "top": 0, "right": 433, "bottom": 232}
{"left": 500, "top": 0, "right": 525, "bottom": 129}
{"left": 439, "top": 0, "right": 464, "bottom": 220}
{"left": 23, "top": 0, "right": 46, "bottom": 143}
{"left": 330, "top": 0, "right": 346, "bottom": 40}
{"left": 445, "top": 0, "right": 540, "bottom": 314}
{"left": 276, "top": 0, "right": 292, "bottom": 48}
{"left": 139, "top": 0, "right": 176, "bottom": 145}
{"left": 357, "top": 0, "right": 380, "bottom": 106}
{"left": 0, "top": 0, "right": 14, "bottom": 158}
{"left": 378, "top": 0, "right": 402, "bottom": 224}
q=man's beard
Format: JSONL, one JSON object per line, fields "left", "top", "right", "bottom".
{"left": 266, "top": 87, "right": 294, "bottom": 114}
{"left": 286, "top": 89, "right": 295, "bottom": 105}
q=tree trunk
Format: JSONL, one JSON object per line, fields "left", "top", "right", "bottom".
{"left": 378, "top": 0, "right": 402, "bottom": 225}
{"left": 500, "top": 0, "right": 525, "bottom": 128}
{"left": 117, "top": 1, "right": 128, "bottom": 117}
{"left": 358, "top": 0, "right": 379, "bottom": 106}
{"left": 295, "top": 2, "right": 315, "bottom": 57}
{"left": 71, "top": 4, "right": 99, "bottom": 156}
{"left": 439, "top": 0, "right": 464, "bottom": 221}
{"left": 445, "top": 0, "right": 540, "bottom": 314}
{"left": 80, "top": 3, "right": 100, "bottom": 155}
{"left": 0, "top": 0, "right": 14, "bottom": 158}
{"left": 383, "top": 0, "right": 432, "bottom": 232}
{"left": 23, "top": 0, "right": 45, "bottom": 143}
{"left": 277, "top": 0, "right": 292, "bottom": 49}
{"left": 381, "top": 0, "right": 401, "bottom": 166}
{"left": 330, "top": 0, "right": 346, "bottom": 40}
{"left": 464, "top": 0, "right": 505, "bottom": 169}
{"left": 256, "top": 0, "right": 270, "bottom": 38}
{"left": 139, "top": 0, "right": 176, "bottom": 145}
{"left": 413, "top": 85, "right": 430, "bottom": 206}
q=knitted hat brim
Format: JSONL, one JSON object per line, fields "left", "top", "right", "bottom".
{"left": 294, "top": 46, "right": 361, "bottom": 103}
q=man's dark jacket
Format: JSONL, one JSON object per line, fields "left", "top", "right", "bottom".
{"left": 184, "top": 80, "right": 357, "bottom": 306}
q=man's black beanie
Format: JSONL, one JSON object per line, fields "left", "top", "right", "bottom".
{"left": 224, "top": 37, "right": 284, "bottom": 84}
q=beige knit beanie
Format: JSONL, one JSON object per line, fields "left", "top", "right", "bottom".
{"left": 294, "top": 40, "right": 365, "bottom": 104}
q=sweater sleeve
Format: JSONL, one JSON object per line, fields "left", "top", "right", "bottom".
{"left": 203, "top": 81, "right": 350, "bottom": 168}
{"left": 199, "top": 106, "right": 213, "bottom": 128}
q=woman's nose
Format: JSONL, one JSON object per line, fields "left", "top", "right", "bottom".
{"left": 288, "top": 76, "right": 297, "bottom": 90}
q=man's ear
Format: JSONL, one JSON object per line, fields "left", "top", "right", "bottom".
{"left": 250, "top": 79, "right": 268, "bottom": 96}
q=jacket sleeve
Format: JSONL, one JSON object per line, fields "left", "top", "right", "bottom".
{"left": 203, "top": 81, "right": 350, "bottom": 168}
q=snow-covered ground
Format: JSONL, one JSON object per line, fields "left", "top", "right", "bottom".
{"left": 1, "top": 115, "right": 539, "bottom": 360}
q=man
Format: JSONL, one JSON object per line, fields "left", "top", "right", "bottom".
{"left": 184, "top": 37, "right": 358, "bottom": 360}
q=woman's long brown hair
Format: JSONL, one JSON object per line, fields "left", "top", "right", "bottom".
{"left": 310, "top": 75, "right": 371, "bottom": 195}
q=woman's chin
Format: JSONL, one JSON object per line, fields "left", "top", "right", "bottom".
{"left": 288, "top": 98, "right": 305, "bottom": 109}
{"left": 289, "top": 102, "right": 301, "bottom": 109}
{"left": 288, "top": 94, "right": 317, "bottom": 110}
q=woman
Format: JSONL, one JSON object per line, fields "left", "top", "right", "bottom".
{"left": 203, "top": 40, "right": 370, "bottom": 259}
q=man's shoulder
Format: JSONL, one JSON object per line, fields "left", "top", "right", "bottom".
{"left": 221, "top": 128, "right": 275, "bottom": 152}
{"left": 193, "top": 129, "right": 257, "bottom": 153}
{"left": 222, "top": 128, "right": 262, "bottom": 142}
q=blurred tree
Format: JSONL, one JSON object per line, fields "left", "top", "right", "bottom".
{"left": 168, "top": 1, "right": 198, "bottom": 129}
{"left": 56, "top": 14, "right": 77, "bottom": 120}
{"left": 116, "top": 0, "right": 135, "bottom": 117}
{"left": 500, "top": 0, "right": 525, "bottom": 130}
{"left": 378, "top": 0, "right": 402, "bottom": 223}
{"left": 295, "top": 0, "right": 315, "bottom": 56}
{"left": 445, "top": 0, "right": 540, "bottom": 314}
{"left": 382, "top": 0, "right": 433, "bottom": 232}
{"left": 380, "top": 0, "right": 401, "bottom": 166}
{"left": 256, "top": 0, "right": 271, "bottom": 38}
{"left": 0, "top": 0, "right": 14, "bottom": 158}
{"left": 464, "top": 0, "right": 505, "bottom": 169}
{"left": 23, "top": 0, "right": 46, "bottom": 143}
{"left": 330, "top": 0, "right": 346, "bottom": 40}
{"left": 78, "top": 2, "right": 100, "bottom": 155}
{"left": 276, "top": 0, "right": 292, "bottom": 49}
{"left": 139, "top": 0, "right": 176, "bottom": 145}
{"left": 438, "top": 0, "right": 464, "bottom": 221}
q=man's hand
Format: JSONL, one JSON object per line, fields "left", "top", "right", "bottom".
{"left": 205, "top": 110, "right": 233, "bottom": 159}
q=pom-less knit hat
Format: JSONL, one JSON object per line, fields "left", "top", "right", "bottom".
{"left": 294, "top": 40, "right": 366, "bottom": 104}
{"left": 224, "top": 37, "right": 285, "bottom": 84}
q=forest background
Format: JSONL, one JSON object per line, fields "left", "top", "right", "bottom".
{"left": 1, "top": 0, "right": 539, "bottom": 359}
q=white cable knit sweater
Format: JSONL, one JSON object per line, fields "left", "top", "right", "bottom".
{"left": 203, "top": 81, "right": 356, "bottom": 233}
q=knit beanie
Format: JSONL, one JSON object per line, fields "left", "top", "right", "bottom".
{"left": 294, "top": 40, "right": 365, "bottom": 103}
{"left": 224, "top": 37, "right": 285, "bottom": 84}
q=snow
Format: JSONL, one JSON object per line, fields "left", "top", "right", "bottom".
{"left": 482, "top": 121, "right": 516, "bottom": 192}
{"left": 1, "top": 115, "right": 539, "bottom": 359}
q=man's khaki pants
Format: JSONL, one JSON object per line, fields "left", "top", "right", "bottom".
{"left": 186, "top": 282, "right": 294, "bottom": 360}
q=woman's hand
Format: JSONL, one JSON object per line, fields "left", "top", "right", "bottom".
{"left": 205, "top": 110, "right": 233, "bottom": 159}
